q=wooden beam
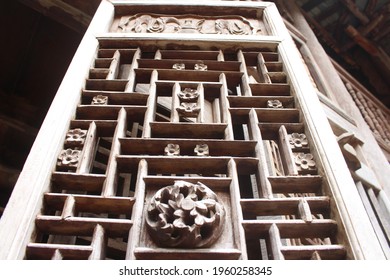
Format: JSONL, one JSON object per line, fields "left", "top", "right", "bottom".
{"left": 18, "top": 0, "right": 92, "bottom": 33}
{"left": 339, "top": 0, "right": 370, "bottom": 25}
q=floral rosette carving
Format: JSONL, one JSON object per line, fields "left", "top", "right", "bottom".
{"left": 194, "top": 63, "right": 208, "bottom": 71}
{"left": 164, "top": 144, "right": 180, "bottom": 156}
{"left": 267, "top": 99, "right": 283, "bottom": 108}
{"left": 194, "top": 144, "right": 209, "bottom": 156}
{"left": 294, "top": 152, "right": 316, "bottom": 172}
{"left": 91, "top": 95, "right": 108, "bottom": 105}
{"left": 172, "top": 63, "right": 185, "bottom": 70}
{"left": 65, "top": 128, "right": 87, "bottom": 146}
{"left": 146, "top": 181, "right": 225, "bottom": 248}
{"left": 57, "top": 149, "right": 81, "bottom": 168}
{"left": 178, "top": 88, "right": 199, "bottom": 102}
{"left": 289, "top": 133, "right": 309, "bottom": 150}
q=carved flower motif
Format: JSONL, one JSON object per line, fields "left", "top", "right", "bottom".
{"left": 267, "top": 100, "right": 283, "bottom": 108}
{"left": 178, "top": 88, "right": 199, "bottom": 102}
{"left": 146, "top": 181, "right": 225, "bottom": 248}
{"left": 147, "top": 17, "right": 165, "bottom": 33}
{"left": 194, "top": 63, "right": 208, "bottom": 71}
{"left": 194, "top": 144, "right": 209, "bottom": 156}
{"left": 164, "top": 144, "right": 180, "bottom": 156}
{"left": 295, "top": 153, "right": 316, "bottom": 171}
{"left": 289, "top": 133, "right": 309, "bottom": 149}
{"left": 172, "top": 63, "right": 185, "bottom": 70}
{"left": 57, "top": 149, "right": 81, "bottom": 168}
{"left": 176, "top": 102, "right": 201, "bottom": 117}
{"left": 65, "top": 128, "right": 87, "bottom": 146}
{"left": 91, "top": 95, "right": 108, "bottom": 105}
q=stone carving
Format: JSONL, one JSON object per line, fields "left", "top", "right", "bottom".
{"left": 194, "top": 63, "right": 208, "bottom": 71}
{"left": 91, "top": 95, "right": 108, "bottom": 105}
{"left": 172, "top": 63, "right": 185, "bottom": 70}
{"left": 267, "top": 99, "right": 283, "bottom": 108}
{"left": 294, "top": 153, "right": 316, "bottom": 173}
{"left": 65, "top": 128, "right": 87, "bottom": 146}
{"left": 289, "top": 133, "right": 309, "bottom": 150}
{"left": 178, "top": 88, "right": 199, "bottom": 101}
{"left": 194, "top": 144, "right": 209, "bottom": 156}
{"left": 146, "top": 180, "right": 225, "bottom": 248}
{"left": 176, "top": 102, "right": 201, "bottom": 118}
{"left": 57, "top": 149, "right": 81, "bottom": 168}
{"left": 118, "top": 14, "right": 260, "bottom": 35}
{"left": 164, "top": 144, "right": 180, "bottom": 156}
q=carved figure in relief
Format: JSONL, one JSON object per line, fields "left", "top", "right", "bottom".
{"left": 164, "top": 144, "right": 180, "bottom": 156}
{"left": 289, "top": 133, "right": 309, "bottom": 149}
{"left": 118, "top": 14, "right": 260, "bottom": 35}
{"left": 178, "top": 88, "right": 199, "bottom": 101}
{"left": 146, "top": 180, "right": 225, "bottom": 248}
{"left": 194, "top": 144, "right": 210, "bottom": 156}
{"left": 57, "top": 149, "right": 81, "bottom": 168}
{"left": 267, "top": 100, "right": 283, "bottom": 108}
{"left": 294, "top": 153, "right": 316, "bottom": 172}
{"left": 91, "top": 95, "right": 108, "bottom": 105}
{"left": 176, "top": 102, "right": 201, "bottom": 118}
{"left": 65, "top": 128, "right": 87, "bottom": 146}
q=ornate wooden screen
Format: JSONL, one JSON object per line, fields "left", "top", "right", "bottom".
{"left": 0, "top": 1, "right": 384, "bottom": 260}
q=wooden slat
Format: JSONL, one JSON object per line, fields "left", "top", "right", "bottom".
{"left": 242, "top": 219, "right": 337, "bottom": 239}
{"left": 119, "top": 138, "right": 257, "bottom": 157}
{"left": 278, "top": 125, "right": 298, "bottom": 175}
{"left": 26, "top": 243, "right": 92, "bottom": 260}
{"left": 89, "top": 225, "right": 107, "bottom": 260}
{"left": 85, "top": 79, "right": 129, "bottom": 91}
{"left": 228, "top": 96, "right": 294, "bottom": 108}
{"left": 240, "top": 197, "right": 329, "bottom": 218}
{"left": 70, "top": 120, "right": 117, "bottom": 137}
{"left": 51, "top": 172, "right": 106, "bottom": 193}
{"left": 268, "top": 175, "right": 322, "bottom": 193}
{"left": 230, "top": 108, "right": 299, "bottom": 124}
{"left": 134, "top": 247, "right": 242, "bottom": 260}
{"left": 77, "top": 122, "right": 98, "bottom": 174}
{"left": 36, "top": 216, "right": 132, "bottom": 237}
{"left": 258, "top": 123, "right": 305, "bottom": 140}
{"left": 82, "top": 91, "right": 149, "bottom": 105}
{"left": 143, "top": 176, "right": 231, "bottom": 191}
{"left": 250, "top": 83, "right": 290, "bottom": 96}
{"left": 43, "top": 193, "right": 135, "bottom": 215}
{"left": 76, "top": 105, "right": 146, "bottom": 121}
{"left": 117, "top": 155, "right": 231, "bottom": 174}
{"left": 281, "top": 245, "right": 346, "bottom": 260}
{"left": 269, "top": 224, "right": 284, "bottom": 260}
{"left": 102, "top": 108, "right": 127, "bottom": 197}
{"left": 106, "top": 50, "right": 121, "bottom": 80}
{"left": 149, "top": 122, "right": 227, "bottom": 139}
{"left": 137, "top": 59, "right": 241, "bottom": 72}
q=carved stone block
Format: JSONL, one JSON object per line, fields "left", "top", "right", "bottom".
{"left": 145, "top": 181, "right": 225, "bottom": 248}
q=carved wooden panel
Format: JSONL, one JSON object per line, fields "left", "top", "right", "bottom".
{"left": 23, "top": 42, "right": 349, "bottom": 260}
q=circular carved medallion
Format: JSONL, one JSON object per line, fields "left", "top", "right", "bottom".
{"left": 146, "top": 180, "right": 225, "bottom": 248}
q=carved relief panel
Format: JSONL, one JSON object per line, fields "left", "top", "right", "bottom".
{"left": 115, "top": 14, "right": 264, "bottom": 35}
